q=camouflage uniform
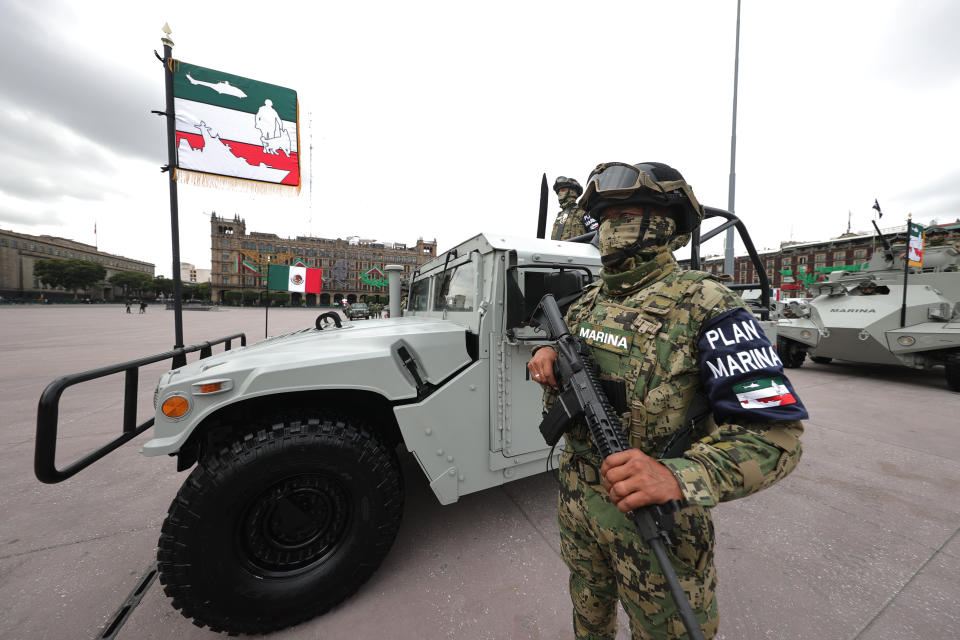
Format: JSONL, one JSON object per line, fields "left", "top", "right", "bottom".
{"left": 552, "top": 243, "right": 805, "bottom": 639}
{"left": 552, "top": 190, "right": 591, "bottom": 241}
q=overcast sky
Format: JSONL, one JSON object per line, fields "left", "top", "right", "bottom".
{"left": 1, "top": 0, "right": 958, "bottom": 277}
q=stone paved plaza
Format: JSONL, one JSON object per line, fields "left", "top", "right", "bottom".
{"left": 1, "top": 304, "right": 958, "bottom": 639}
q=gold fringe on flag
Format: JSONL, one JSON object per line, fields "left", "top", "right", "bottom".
{"left": 174, "top": 169, "right": 301, "bottom": 197}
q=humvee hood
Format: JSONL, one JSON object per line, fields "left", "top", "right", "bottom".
{"left": 145, "top": 317, "right": 472, "bottom": 455}
{"left": 169, "top": 316, "right": 470, "bottom": 392}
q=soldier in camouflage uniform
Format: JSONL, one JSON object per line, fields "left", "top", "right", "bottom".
{"left": 552, "top": 177, "right": 598, "bottom": 241}
{"left": 528, "top": 162, "right": 807, "bottom": 639}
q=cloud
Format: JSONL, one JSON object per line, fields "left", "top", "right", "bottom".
{"left": 896, "top": 170, "right": 960, "bottom": 218}
{"left": 0, "top": 2, "right": 161, "bottom": 165}
{"left": 877, "top": 0, "right": 960, "bottom": 89}
{"left": 0, "top": 202, "right": 63, "bottom": 228}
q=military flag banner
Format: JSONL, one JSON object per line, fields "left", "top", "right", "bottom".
{"left": 907, "top": 221, "right": 924, "bottom": 267}
{"left": 170, "top": 60, "right": 300, "bottom": 194}
{"left": 267, "top": 265, "right": 322, "bottom": 293}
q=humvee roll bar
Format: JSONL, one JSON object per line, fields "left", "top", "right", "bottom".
{"left": 695, "top": 207, "right": 772, "bottom": 321}
{"left": 35, "top": 333, "right": 246, "bottom": 484}
{"left": 564, "top": 207, "right": 772, "bottom": 321}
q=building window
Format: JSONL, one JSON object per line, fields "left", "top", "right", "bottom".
{"left": 222, "top": 276, "right": 230, "bottom": 284}
{"left": 798, "top": 256, "right": 807, "bottom": 265}
{"left": 854, "top": 249, "right": 867, "bottom": 258}
{"left": 833, "top": 251, "right": 845, "bottom": 260}
{"left": 222, "top": 252, "right": 230, "bottom": 260}
{"left": 782, "top": 257, "right": 792, "bottom": 267}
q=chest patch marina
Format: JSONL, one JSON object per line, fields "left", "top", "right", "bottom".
{"left": 577, "top": 322, "right": 632, "bottom": 354}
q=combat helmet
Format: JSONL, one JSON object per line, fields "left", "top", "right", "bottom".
{"left": 553, "top": 176, "right": 583, "bottom": 197}
{"left": 580, "top": 162, "right": 703, "bottom": 234}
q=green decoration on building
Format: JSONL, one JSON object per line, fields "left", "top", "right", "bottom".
{"left": 360, "top": 266, "right": 389, "bottom": 288}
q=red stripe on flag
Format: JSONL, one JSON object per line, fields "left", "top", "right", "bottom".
{"left": 305, "top": 268, "right": 323, "bottom": 294}
{"left": 175, "top": 132, "right": 300, "bottom": 185}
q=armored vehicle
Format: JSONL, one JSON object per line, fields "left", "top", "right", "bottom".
{"left": 776, "top": 239, "right": 960, "bottom": 391}
{"left": 34, "top": 208, "right": 771, "bottom": 634}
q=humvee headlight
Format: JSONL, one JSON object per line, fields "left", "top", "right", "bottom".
{"left": 897, "top": 336, "right": 916, "bottom": 347}
{"left": 801, "top": 330, "right": 813, "bottom": 339}
{"left": 161, "top": 395, "right": 190, "bottom": 418}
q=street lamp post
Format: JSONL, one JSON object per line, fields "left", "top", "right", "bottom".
{"left": 724, "top": 0, "right": 742, "bottom": 277}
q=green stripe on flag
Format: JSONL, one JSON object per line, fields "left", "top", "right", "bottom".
{"left": 173, "top": 61, "right": 297, "bottom": 120}
{"left": 267, "top": 265, "right": 290, "bottom": 291}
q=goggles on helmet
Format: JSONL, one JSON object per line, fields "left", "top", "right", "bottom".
{"left": 581, "top": 161, "right": 702, "bottom": 232}
{"left": 586, "top": 163, "right": 663, "bottom": 196}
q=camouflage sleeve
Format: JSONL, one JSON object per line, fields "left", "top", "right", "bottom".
{"left": 661, "top": 420, "right": 803, "bottom": 507}
{"left": 661, "top": 279, "right": 805, "bottom": 507}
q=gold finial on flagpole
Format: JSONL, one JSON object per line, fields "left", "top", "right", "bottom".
{"left": 161, "top": 23, "right": 174, "bottom": 48}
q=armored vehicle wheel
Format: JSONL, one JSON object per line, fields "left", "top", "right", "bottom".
{"left": 157, "top": 415, "right": 404, "bottom": 634}
{"left": 777, "top": 336, "right": 807, "bottom": 368}
{"left": 946, "top": 352, "right": 960, "bottom": 392}
{"left": 811, "top": 356, "right": 833, "bottom": 364}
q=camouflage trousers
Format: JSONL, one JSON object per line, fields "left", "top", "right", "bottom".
{"left": 558, "top": 452, "right": 719, "bottom": 639}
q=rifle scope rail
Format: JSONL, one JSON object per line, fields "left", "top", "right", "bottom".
{"left": 35, "top": 333, "right": 246, "bottom": 484}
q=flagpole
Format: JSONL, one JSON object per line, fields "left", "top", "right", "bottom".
{"left": 900, "top": 214, "right": 911, "bottom": 328}
{"left": 159, "top": 24, "right": 186, "bottom": 364}
{"left": 264, "top": 262, "right": 270, "bottom": 339}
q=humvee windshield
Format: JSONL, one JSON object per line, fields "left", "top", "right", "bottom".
{"left": 409, "top": 278, "right": 431, "bottom": 311}
{"left": 434, "top": 262, "right": 476, "bottom": 312}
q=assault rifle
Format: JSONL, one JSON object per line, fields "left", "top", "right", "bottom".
{"left": 530, "top": 293, "right": 707, "bottom": 640}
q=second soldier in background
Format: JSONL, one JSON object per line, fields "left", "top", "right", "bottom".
{"left": 551, "top": 176, "right": 598, "bottom": 241}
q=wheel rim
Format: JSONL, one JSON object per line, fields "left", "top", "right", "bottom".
{"left": 238, "top": 474, "right": 351, "bottom": 577}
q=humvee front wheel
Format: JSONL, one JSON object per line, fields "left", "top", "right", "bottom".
{"left": 157, "top": 415, "right": 403, "bottom": 634}
{"left": 777, "top": 336, "right": 807, "bottom": 368}
{"left": 945, "top": 352, "right": 960, "bottom": 392}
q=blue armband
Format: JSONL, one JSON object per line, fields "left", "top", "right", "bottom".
{"left": 698, "top": 308, "right": 808, "bottom": 424}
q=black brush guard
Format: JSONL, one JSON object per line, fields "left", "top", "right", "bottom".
{"left": 35, "top": 333, "right": 246, "bottom": 484}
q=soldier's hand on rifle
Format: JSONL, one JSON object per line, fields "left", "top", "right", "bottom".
{"left": 527, "top": 347, "right": 559, "bottom": 389}
{"left": 601, "top": 449, "right": 683, "bottom": 513}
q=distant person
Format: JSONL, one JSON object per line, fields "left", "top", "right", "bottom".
{"left": 139, "top": 301, "right": 148, "bottom": 314}
{"left": 550, "top": 177, "right": 597, "bottom": 241}
{"left": 125, "top": 301, "right": 132, "bottom": 314}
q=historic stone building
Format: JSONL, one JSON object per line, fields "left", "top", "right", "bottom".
{"left": 690, "top": 219, "right": 960, "bottom": 296}
{"left": 0, "top": 228, "right": 154, "bottom": 300}
{"left": 209, "top": 213, "right": 437, "bottom": 305}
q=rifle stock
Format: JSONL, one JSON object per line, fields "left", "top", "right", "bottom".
{"left": 530, "top": 293, "right": 707, "bottom": 640}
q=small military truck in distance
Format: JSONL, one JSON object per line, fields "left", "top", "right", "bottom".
{"left": 776, "top": 239, "right": 960, "bottom": 391}
{"left": 34, "top": 208, "right": 772, "bottom": 635}
{"left": 345, "top": 301, "right": 371, "bottom": 320}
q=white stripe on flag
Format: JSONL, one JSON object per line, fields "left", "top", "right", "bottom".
{"left": 175, "top": 98, "right": 298, "bottom": 151}
{"left": 288, "top": 266, "right": 306, "bottom": 293}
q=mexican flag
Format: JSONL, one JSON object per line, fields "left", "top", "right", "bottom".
{"left": 267, "top": 265, "right": 322, "bottom": 293}
{"left": 907, "top": 222, "right": 924, "bottom": 268}
{"left": 733, "top": 377, "right": 797, "bottom": 409}
{"left": 171, "top": 61, "right": 300, "bottom": 193}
